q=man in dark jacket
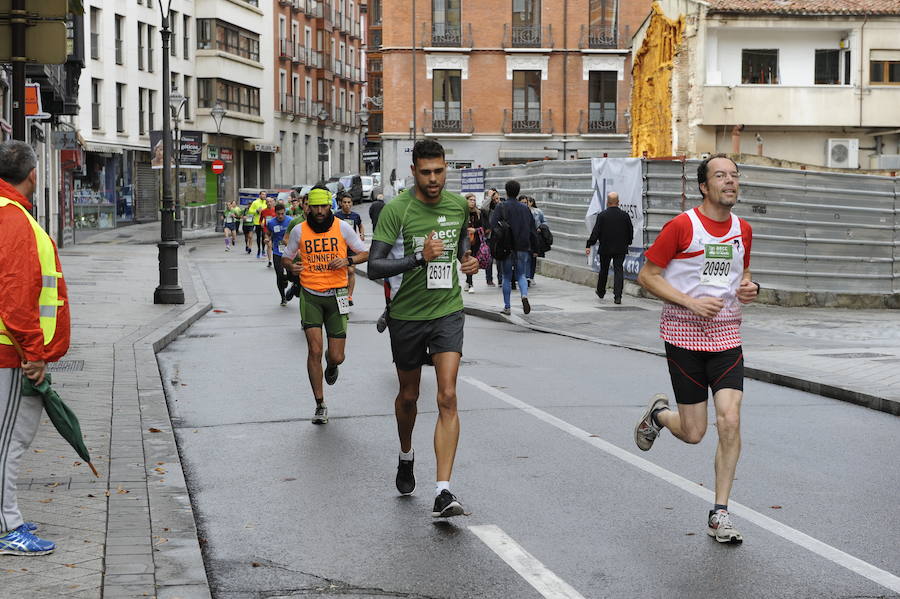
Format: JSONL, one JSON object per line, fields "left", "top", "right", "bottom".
{"left": 491, "top": 180, "right": 539, "bottom": 315}
{"left": 586, "top": 192, "right": 634, "bottom": 303}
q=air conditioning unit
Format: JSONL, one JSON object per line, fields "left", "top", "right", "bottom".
{"left": 826, "top": 138, "right": 859, "bottom": 169}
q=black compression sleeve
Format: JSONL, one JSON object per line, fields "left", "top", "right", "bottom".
{"left": 366, "top": 240, "right": 421, "bottom": 280}
{"left": 457, "top": 223, "right": 470, "bottom": 260}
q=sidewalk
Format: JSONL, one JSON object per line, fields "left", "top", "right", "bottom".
{"left": 3, "top": 235, "right": 212, "bottom": 598}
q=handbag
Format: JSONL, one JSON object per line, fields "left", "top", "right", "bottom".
{"left": 475, "top": 227, "right": 492, "bottom": 269}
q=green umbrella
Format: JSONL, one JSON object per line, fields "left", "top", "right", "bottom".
{"left": 2, "top": 328, "right": 99, "bottom": 478}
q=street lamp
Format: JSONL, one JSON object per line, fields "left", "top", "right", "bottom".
{"left": 358, "top": 105, "right": 369, "bottom": 174}
{"left": 153, "top": 0, "right": 184, "bottom": 304}
{"left": 317, "top": 107, "right": 329, "bottom": 181}
{"left": 169, "top": 86, "right": 187, "bottom": 243}
{"left": 210, "top": 102, "right": 227, "bottom": 232}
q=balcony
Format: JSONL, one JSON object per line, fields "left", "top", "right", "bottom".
{"left": 502, "top": 108, "right": 553, "bottom": 134}
{"left": 578, "top": 109, "right": 616, "bottom": 134}
{"left": 503, "top": 24, "right": 552, "bottom": 49}
{"left": 311, "top": 101, "right": 333, "bottom": 120}
{"left": 292, "top": 43, "right": 305, "bottom": 63}
{"left": 579, "top": 24, "right": 617, "bottom": 49}
{"left": 305, "top": 0, "right": 317, "bottom": 16}
{"left": 280, "top": 93, "right": 293, "bottom": 113}
{"left": 422, "top": 108, "right": 474, "bottom": 134}
{"left": 294, "top": 95, "right": 307, "bottom": 116}
{"left": 279, "top": 38, "right": 292, "bottom": 60}
{"left": 701, "top": 85, "right": 859, "bottom": 127}
{"left": 291, "top": 0, "right": 302, "bottom": 12}
{"left": 422, "top": 23, "right": 473, "bottom": 49}
{"left": 308, "top": 49, "right": 322, "bottom": 68}
{"left": 335, "top": 10, "right": 343, "bottom": 29}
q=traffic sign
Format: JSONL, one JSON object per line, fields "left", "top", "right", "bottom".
{"left": 211, "top": 160, "right": 225, "bottom": 174}
{"left": 0, "top": 22, "right": 68, "bottom": 63}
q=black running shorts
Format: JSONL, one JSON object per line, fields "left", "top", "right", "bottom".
{"left": 388, "top": 310, "right": 464, "bottom": 371}
{"left": 664, "top": 342, "right": 744, "bottom": 405}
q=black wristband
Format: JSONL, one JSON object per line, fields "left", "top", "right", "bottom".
{"left": 347, "top": 257, "right": 353, "bottom": 267}
{"left": 752, "top": 281, "right": 761, "bottom": 294}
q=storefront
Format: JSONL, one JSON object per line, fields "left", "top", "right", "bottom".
{"left": 75, "top": 145, "right": 125, "bottom": 229}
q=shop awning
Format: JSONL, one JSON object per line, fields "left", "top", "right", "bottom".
{"left": 83, "top": 142, "right": 124, "bottom": 154}
{"left": 498, "top": 148, "right": 558, "bottom": 160}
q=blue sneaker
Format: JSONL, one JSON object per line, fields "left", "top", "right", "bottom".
{"left": 0, "top": 524, "right": 55, "bottom": 555}
{"left": 24, "top": 522, "right": 37, "bottom": 532}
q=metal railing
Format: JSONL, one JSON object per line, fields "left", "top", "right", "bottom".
{"left": 279, "top": 38, "right": 292, "bottom": 59}
{"left": 292, "top": 42, "right": 305, "bottom": 63}
{"left": 422, "top": 108, "right": 474, "bottom": 134}
{"left": 294, "top": 95, "right": 307, "bottom": 116}
{"left": 502, "top": 108, "right": 553, "bottom": 134}
{"left": 578, "top": 109, "right": 617, "bottom": 133}
{"left": 279, "top": 93, "right": 292, "bottom": 113}
{"left": 422, "top": 22, "right": 473, "bottom": 48}
{"left": 503, "top": 24, "right": 552, "bottom": 48}
{"left": 579, "top": 24, "right": 617, "bottom": 49}
{"left": 308, "top": 49, "right": 322, "bottom": 68}
{"left": 292, "top": 0, "right": 302, "bottom": 12}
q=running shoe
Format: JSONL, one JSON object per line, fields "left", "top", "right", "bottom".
{"left": 0, "top": 524, "right": 55, "bottom": 556}
{"left": 246, "top": 246, "right": 252, "bottom": 254}
{"left": 324, "top": 364, "right": 339, "bottom": 385}
{"left": 487, "top": 281, "right": 495, "bottom": 287}
{"left": 280, "top": 299, "right": 287, "bottom": 307}
{"left": 396, "top": 456, "right": 415, "bottom": 496}
{"left": 267, "top": 261, "right": 272, "bottom": 268}
{"left": 376, "top": 309, "right": 388, "bottom": 333}
{"left": 467, "top": 285, "right": 475, "bottom": 294}
{"left": 312, "top": 404, "right": 328, "bottom": 425}
{"left": 285, "top": 284, "right": 299, "bottom": 302}
{"left": 500, "top": 307, "right": 511, "bottom": 316}
{"left": 708, "top": 509, "right": 743, "bottom": 544}
{"left": 257, "top": 251, "right": 262, "bottom": 258}
{"left": 522, "top": 297, "right": 531, "bottom": 315}
{"left": 431, "top": 490, "right": 464, "bottom": 518}
{"left": 634, "top": 393, "right": 669, "bottom": 451}
{"left": 23, "top": 522, "right": 37, "bottom": 532}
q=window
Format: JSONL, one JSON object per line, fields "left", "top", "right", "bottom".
{"left": 814, "top": 49, "right": 841, "bottom": 84}
{"left": 91, "top": 79, "right": 101, "bottom": 130}
{"left": 198, "top": 19, "right": 261, "bottom": 62}
{"left": 148, "top": 26, "right": 155, "bottom": 72}
{"left": 370, "top": 0, "right": 382, "bottom": 25}
{"left": 741, "top": 49, "right": 778, "bottom": 84}
{"left": 115, "top": 15, "right": 125, "bottom": 64}
{"left": 138, "top": 22, "right": 145, "bottom": 70}
{"left": 170, "top": 11, "right": 177, "bottom": 56}
{"left": 197, "top": 19, "right": 212, "bottom": 49}
{"left": 90, "top": 8, "right": 100, "bottom": 60}
{"left": 371, "top": 75, "right": 383, "bottom": 97}
{"left": 148, "top": 90, "right": 156, "bottom": 131}
{"left": 138, "top": 88, "right": 146, "bottom": 135}
{"left": 512, "top": 0, "right": 539, "bottom": 27}
{"left": 431, "top": 0, "right": 461, "bottom": 46}
{"left": 116, "top": 83, "right": 126, "bottom": 132}
{"left": 588, "top": 0, "right": 616, "bottom": 47}
{"left": 870, "top": 50, "right": 900, "bottom": 84}
{"left": 432, "top": 69, "right": 461, "bottom": 131}
{"left": 339, "top": 141, "right": 345, "bottom": 172}
{"left": 588, "top": 71, "right": 616, "bottom": 132}
{"left": 183, "top": 15, "right": 190, "bottom": 58}
{"left": 280, "top": 71, "right": 288, "bottom": 111}
{"left": 512, "top": 70, "right": 541, "bottom": 130}
{"left": 198, "top": 78, "right": 261, "bottom": 115}
{"left": 183, "top": 75, "right": 192, "bottom": 119}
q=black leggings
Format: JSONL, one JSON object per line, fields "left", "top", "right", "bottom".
{"left": 256, "top": 225, "right": 264, "bottom": 253}
{"left": 273, "top": 254, "right": 288, "bottom": 300}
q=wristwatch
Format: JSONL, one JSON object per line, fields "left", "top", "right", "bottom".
{"left": 414, "top": 250, "right": 425, "bottom": 266}
{"left": 346, "top": 257, "right": 353, "bottom": 267}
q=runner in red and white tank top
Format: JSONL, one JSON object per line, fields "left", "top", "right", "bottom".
{"left": 632, "top": 155, "right": 761, "bottom": 544}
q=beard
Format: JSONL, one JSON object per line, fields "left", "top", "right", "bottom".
{"left": 308, "top": 210, "right": 335, "bottom": 233}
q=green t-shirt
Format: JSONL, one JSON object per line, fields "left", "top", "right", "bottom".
{"left": 373, "top": 188, "right": 468, "bottom": 321}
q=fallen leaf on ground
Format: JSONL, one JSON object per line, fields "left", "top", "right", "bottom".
{"left": 770, "top": 505, "right": 782, "bottom": 509}
{"left": 213, "top": 309, "right": 227, "bottom": 313}
{"left": 148, "top": 428, "right": 162, "bottom": 433}
{"left": 251, "top": 562, "right": 261, "bottom": 568}
{"left": 104, "top": 490, "right": 111, "bottom": 497}
{"left": 589, "top": 434, "right": 601, "bottom": 438}
{"left": 64, "top": 564, "right": 75, "bottom": 568}
{"left": 73, "top": 461, "right": 82, "bottom": 466}
{"left": 282, "top": 477, "right": 296, "bottom": 482}
{"left": 685, "top": 532, "right": 696, "bottom": 536}
{"left": 154, "top": 537, "right": 169, "bottom": 545}
{"left": 116, "top": 487, "right": 129, "bottom": 494}
{"left": 38, "top": 499, "right": 52, "bottom": 504}
{"left": 154, "top": 468, "right": 166, "bottom": 474}
{"left": 156, "top": 462, "right": 165, "bottom": 466}
{"left": 33, "top": 449, "right": 44, "bottom": 453}
{"left": 87, "top": 494, "right": 95, "bottom": 498}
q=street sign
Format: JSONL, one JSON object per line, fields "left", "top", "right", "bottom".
{"left": 362, "top": 150, "right": 380, "bottom": 160}
{"left": 0, "top": 22, "right": 68, "bottom": 64}
{"left": 211, "top": 160, "right": 225, "bottom": 174}
{"left": 220, "top": 148, "right": 234, "bottom": 162}
{"left": 0, "top": 0, "right": 67, "bottom": 18}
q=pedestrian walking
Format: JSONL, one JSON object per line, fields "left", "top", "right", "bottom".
{"left": 348, "top": 175, "right": 364, "bottom": 205}
{"left": 367, "top": 139, "right": 479, "bottom": 518}
{"left": 464, "top": 193, "right": 482, "bottom": 293}
{"left": 0, "top": 140, "right": 72, "bottom": 556}
{"left": 491, "top": 180, "right": 538, "bottom": 316}
{"left": 369, "top": 192, "right": 385, "bottom": 233}
{"left": 282, "top": 186, "right": 368, "bottom": 424}
{"left": 633, "top": 154, "right": 759, "bottom": 544}
{"left": 480, "top": 188, "right": 501, "bottom": 287}
{"left": 523, "top": 196, "right": 545, "bottom": 285}
{"left": 265, "top": 203, "right": 292, "bottom": 305}
{"left": 585, "top": 192, "right": 633, "bottom": 304}
{"left": 335, "top": 193, "right": 365, "bottom": 306}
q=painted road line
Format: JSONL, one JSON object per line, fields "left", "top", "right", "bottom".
{"left": 469, "top": 524, "right": 587, "bottom": 599}
{"left": 461, "top": 375, "right": 900, "bottom": 595}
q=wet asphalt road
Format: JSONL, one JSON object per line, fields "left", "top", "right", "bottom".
{"left": 157, "top": 239, "right": 900, "bottom": 599}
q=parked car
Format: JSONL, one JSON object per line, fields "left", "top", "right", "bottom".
{"left": 360, "top": 175, "right": 374, "bottom": 201}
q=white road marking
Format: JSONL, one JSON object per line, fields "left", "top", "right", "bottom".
{"left": 461, "top": 375, "right": 900, "bottom": 595}
{"left": 469, "top": 524, "right": 587, "bottom": 599}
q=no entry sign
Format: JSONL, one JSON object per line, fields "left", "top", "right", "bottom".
{"left": 211, "top": 159, "right": 225, "bottom": 174}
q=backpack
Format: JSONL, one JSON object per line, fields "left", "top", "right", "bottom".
{"left": 488, "top": 203, "right": 513, "bottom": 261}
{"left": 538, "top": 223, "right": 553, "bottom": 254}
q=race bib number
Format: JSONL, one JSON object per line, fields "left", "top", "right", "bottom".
{"left": 335, "top": 287, "right": 351, "bottom": 315}
{"left": 273, "top": 225, "right": 282, "bottom": 233}
{"left": 426, "top": 257, "right": 453, "bottom": 289}
{"left": 700, "top": 243, "right": 732, "bottom": 287}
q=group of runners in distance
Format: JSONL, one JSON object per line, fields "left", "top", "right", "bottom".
{"left": 215, "top": 140, "right": 758, "bottom": 540}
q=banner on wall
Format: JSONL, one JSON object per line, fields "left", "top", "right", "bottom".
{"left": 178, "top": 131, "right": 203, "bottom": 168}
{"left": 586, "top": 157, "right": 645, "bottom": 279}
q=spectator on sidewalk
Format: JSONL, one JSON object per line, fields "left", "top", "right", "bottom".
{"left": 464, "top": 193, "right": 483, "bottom": 294}
{"left": 369, "top": 192, "right": 385, "bottom": 233}
{"left": 0, "top": 140, "right": 72, "bottom": 556}
{"left": 491, "top": 180, "right": 538, "bottom": 315}
{"left": 523, "top": 196, "right": 546, "bottom": 285}
{"left": 586, "top": 192, "right": 633, "bottom": 304}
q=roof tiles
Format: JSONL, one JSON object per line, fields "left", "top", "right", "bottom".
{"left": 707, "top": 0, "right": 900, "bottom": 15}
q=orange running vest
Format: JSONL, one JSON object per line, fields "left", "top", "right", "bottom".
{"left": 300, "top": 218, "right": 349, "bottom": 292}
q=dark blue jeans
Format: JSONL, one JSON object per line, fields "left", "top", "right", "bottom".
{"left": 501, "top": 251, "right": 530, "bottom": 308}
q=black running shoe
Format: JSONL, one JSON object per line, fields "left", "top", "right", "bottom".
{"left": 522, "top": 297, "right": 531, "bottom": 315}
{"left": 431, "top": 490, "right": 464, "bottom": 518}
{"left": 396, "top": 457, "right": 415, "bottom": 496}
{"left": 376, "top": 309, "right": 388, "bottom": 333}
{"left": 324, "top": 363, "right": 339, "bottom": 385}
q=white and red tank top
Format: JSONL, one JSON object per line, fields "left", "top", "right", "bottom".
{"left": 660, "top": 208, "right": 745, "bottom": 352}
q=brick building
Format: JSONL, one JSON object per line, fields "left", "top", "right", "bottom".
{"left": 270, "top": 0, "right": 366, "bottom": 187}
{"left": 379, "top": 0, "right": 650, "bottom": 190}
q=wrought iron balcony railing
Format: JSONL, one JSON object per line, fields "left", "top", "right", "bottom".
{"left": 422, "top": 22, "right": 473, "bottom": 48}
{"left": 502, "top": 108, "right": 553, "bottom": 134}
{"left": 293, "top": 43, "right": 305, "bottom": 63}
{"left": 422, "top": 108, "right": 474, "bottom": 134}
{"left": 503, "top": 24, "right": 553, "bottom": 48}
{"left": 578, "top": 109, "right": 617, "bottom": 133}
{"left": 579, "top": 24, "right": 617, "bottom": 49}
{"left": 294, "top": 96, "right": 308, "bottom": 116}
{"left": 279, "top": 38, "right": 292, "bottom": 59}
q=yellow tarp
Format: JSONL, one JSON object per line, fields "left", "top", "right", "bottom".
{"left": 631, "top": 3, "right": 684, "bottom": 158}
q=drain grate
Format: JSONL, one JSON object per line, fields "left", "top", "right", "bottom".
{"left": 48, "top": 360, "right": 85, "bottom": 372}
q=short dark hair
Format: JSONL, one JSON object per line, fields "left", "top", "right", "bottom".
{"left": 339, "top": 192, "right": 352, "bottom": 200}
{"left": 505, "top": 180, "right": 521, "bottom": 199}
{"left": 697, "top": 153, "right": 738, "bottom": 196}
{"left": 275, "top": 202, "right": 286, "bottom": 211}
{"left": 0, "top": 141, "right": 37, "bottom": 184}
{"left": 412, "top": 139, "right": 445, "bottom": 164}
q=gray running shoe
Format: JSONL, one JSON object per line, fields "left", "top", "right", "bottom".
{"left": 324, "top": 363, "right": 339, "bottom": 385}
{"left": 634, "top": 393, "right": 669, "bottom": 451}
{"left": 376, "top": 308, "right": 389, "bottom": 333}
{"left": 708, "top": 509, "right": 743, "bottom": 544}
{"left": 312, "top": 404, "right": 328, "bottom": 425}
{"left": 500, "top": 307, "right": 511, "bottom": 316}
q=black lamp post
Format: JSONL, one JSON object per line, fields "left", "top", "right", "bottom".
{"left": 170, "top": 86, "right": 187, "bottom": 243}
{"left": 210, "top": 102, "right": 227, "bottom": 232}
{"left": 153, "top": 0, "right": 184, "bottom": 304}
{"left": 317, "top": 107, "right": 329, "bottom": 181}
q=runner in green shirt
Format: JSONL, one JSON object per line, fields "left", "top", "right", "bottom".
{"left": 367, "top": 139, "right": 479, "bottom": 518}
{"left": 223, "top": 200, "right": 241, "bottom": 251}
